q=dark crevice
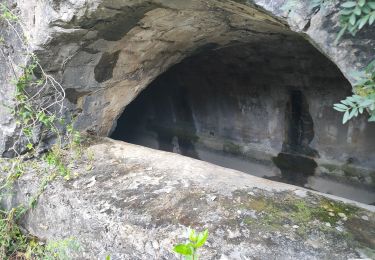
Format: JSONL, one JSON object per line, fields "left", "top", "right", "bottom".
{"left": 273, "top": 90, "right": 319, "bottom": 186}
{"left": 94, "top": 50, "right": 121, "bottom": 83}
{"left": 284, "top": 90, "right": 318, "bottom": 157}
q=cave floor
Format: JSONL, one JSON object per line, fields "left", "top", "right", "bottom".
{"left": 1, "top": 137, "right": 375, "bottom": 259}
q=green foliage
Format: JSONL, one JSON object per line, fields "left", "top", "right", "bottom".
{"left": 0, "top": 3, "right": 18, "bottom": 21}
{"left": 335, "top": 0, "right": 375, "bottom": 43}
{"left": 0, "top": 207, "right": 28, "bottom": 258}
{"left": 173, "top": 228, "right": 208, "bottom": 260}
{"left": 0, "top": 207, "right": 79, "bottom": 259}
{"left": 11, "top": 54, "right": 66, "bottom": 153}
{"left": 283, "top": 0, "right": 375, "bottom": 43}
{"left": 1, "top": 4, "right": 68, "bottom": 155}
{"left": 334, "top": 61, "right": 375, "bottom": 123}
{"left": 0, "top": 158, "right": 25, "bottom": 191}
{"left": 67, "top": 123, "right": 82, "bottom": 147}
{"left": 0, "top": 153, "right": 80, "bottom": 258}
{"left": 43, "top": 237, "right": 80, "bottom": 260}
{"left": 0, "top": 206, "right": 79, "bottom": 259}
{"left": 44, "top": 149, "right": 71, "bottom": 180}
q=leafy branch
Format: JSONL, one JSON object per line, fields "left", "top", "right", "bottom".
{"left": 334, "top": 61, "right": 375, "bottom": 123}
{"left": 335, "top": 0, "right": 375, "bottom": 43}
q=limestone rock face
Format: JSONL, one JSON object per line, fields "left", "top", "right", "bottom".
{"left": 0, "top": 0, "right": 374, "bottom": 156}
{"left": 2, "top": 139, "right": 375, "bottom": 259}
{"left": 1, "top": 1, "right": 375, "bottom": 258}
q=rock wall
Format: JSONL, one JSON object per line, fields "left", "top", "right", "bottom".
{"left": 0, "top": 0, "right": 27, "bottom": 157}
{"left": 0, "top": 0, "right": 374, "bottom": 157}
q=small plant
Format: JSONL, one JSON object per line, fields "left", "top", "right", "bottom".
{"left": 334, "top": 60, "right": 375, "bottom": 123}
{"left": 43, "top": 148, "right": 72, "bottom": 180}
{"left": 173, "top": 228, "right": 208, "bottom": 260}
{"left": 43, "top": 237, "right": 80, "bottom": 260}
{"left": 0, "top": 3, "right": 18, "bottom": 21}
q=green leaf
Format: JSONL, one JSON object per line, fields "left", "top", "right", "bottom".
{"left": 343, "top": 110, "right": 350, "bottom": 124}
{"left": 335, "top": 25, "right": 348, "bottom": 44}
{"left": 341, "top": 8, "right": 355, "bottom": 15}
{"left": 333, "top": 106, "right": 347, "bottom": 112}
{"left": 355, "top": 108, "right": 359, "bottom": 117}
{"left": 362, "top": 5, "right": 372, "bottom": 13}
{"left": 349, "top": 107, "right": 358, "bottom": 119}
{"left": 195, "top": 229, "right": 209, "bottom": 248}
{"left": 106, "top": 255, "right": 111, "bottom": 260}
{"left": 368, "top": 2, "right": 375, "bottom": 9}
{"left": 341, "top": 1, "right": 358, "bottom": 8}
{"left": 349, "top": 13, "right": 357, "bottom": 25}
{"left": 369, "top": 12, "right": 375, "bottom": 24}
{"left": 366, "top": 59, "right": 375, "bottom": 71}
{"left": 189, "top": 229, "right": 197, "bottom": 242}
{"left": 358, "top": 0, "right": 366, "bottom": 7}
{"left": 354, "top": 6, "right": 362, "bottom": 15}
{"left": 358, "top": 15, "right": 370, "bottom": 29}
{"left": 173, "top": 244, "right": 193, "bottom": 256}
{"left": 344, "top": 99, "right": 356, "bottom": 107}
{"left": 368, "top": 112, "right": 375, "bottom": 122}
{"left": 360, "top": 98, "right": 374, "bottom": 107}
{"left": 334, "top": 103, "right": 349, "bottom": 110}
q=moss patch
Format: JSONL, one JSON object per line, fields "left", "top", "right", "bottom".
{"left": 313, "top": 198, "right": 358, "bottom": 225}
{"left": 224, "top": 189, "right": 365, "bottom": 240}
{"left": 223, "top": 141, "right": 242, "bottom": 155}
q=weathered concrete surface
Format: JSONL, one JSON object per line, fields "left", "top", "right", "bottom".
{"left": 2, "top": 138, "right": 375, "bottom": 259}
{"left": 0, "top": 0, "right": 374, "bottom": 157}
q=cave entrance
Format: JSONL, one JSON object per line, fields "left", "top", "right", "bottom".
{"left": 111, "top": 36, "right": 375, "bottom": 204}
